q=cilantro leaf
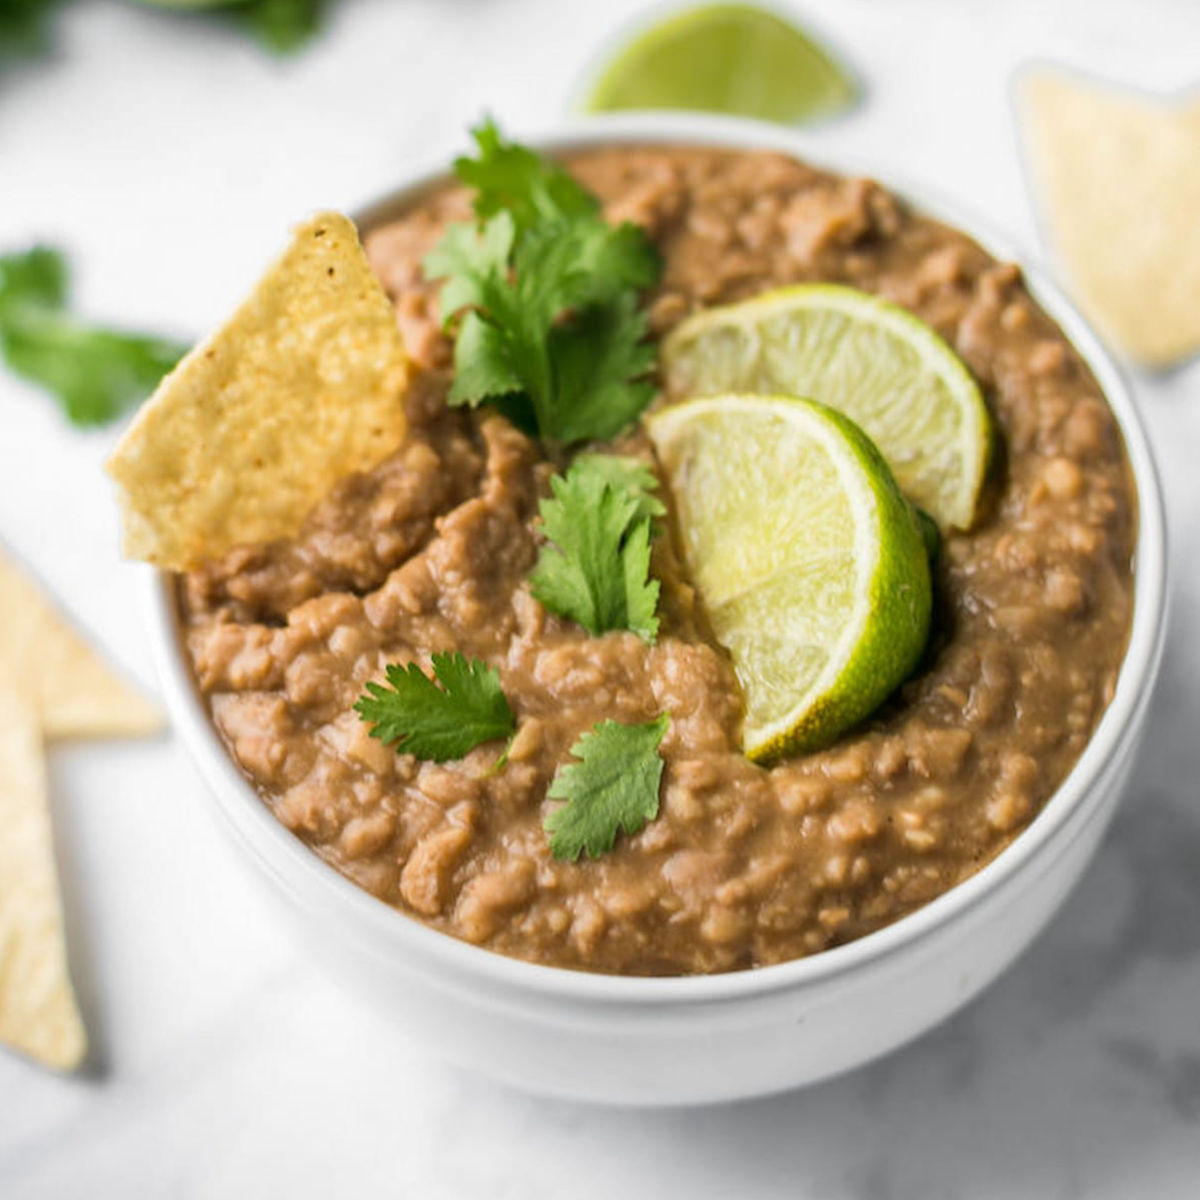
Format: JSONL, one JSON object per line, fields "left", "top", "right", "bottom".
{"left": 426, "top": 213, "right": 515, "bottom": 328}
{"left": 620, "top": 518, "right": 660, "bottom": 641}
{"left": 447, "top": 310, "right": 524, "bottom": 408}
{"left": 544, "top": 293, "right": 657, "bottom": 443}
{"left": 529, "top": 455, "right": 661, "bottom": 641}
{"left": 545, "top": 715, "right": 670, "bottom": 861}
{"left": 1, "top": 0, "right": 325, "bottom": 65}
{"left": 0, "top": 245, "right": 65, "bottom": 310}
{"left": 455, "top": 118, "right": 598, "bottom": 235}
{"left": 423, "top": 123, "right": 662, "bottom": 446}
{"left": 430, "top": 220, "right": 658, "bottom": 442}
{"left": 571, "top": 453, "right": 667, "bottom": 523}
{"left": 231, "top": 0, "right": 326, "bottom": 54}
{"left": 0, "top": 0, "right": 56, "bottom": 62}
{"left": 354, "top": 651, "right": 515, "bottom": 763}
{"left": 566, "top": 216, "right": 661, "bottom": 304}
{"left": 0, "top": 246, "right": 187, "bottom": 427}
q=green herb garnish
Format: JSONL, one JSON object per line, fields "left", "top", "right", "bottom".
{"left": 529, "top": 454, "right": 662, "bottom": 642}
{"left": 233, "top": 0, "right": 325, "bottom": 54}
{"left": 0, "top": 246, "right": 187, "bottom": 427}
{"left": 0, "top": 0, "right": 53, "bottom": 61}
{"left": 570, "top": 452, "right": 667, "bottom": 524}
{"left": 453, "top": 119, "right": 598, "bottom": 236}
{"left": 360, "top": 131, "right": 675, "bottom": 859}
{"left": 545, "top": 715, "right": 670, "bottom": 861}
{"left": 1, "top": 1, "right": 326, "bottom": 65}
{"left": 423, "top": 120, "right": 662, "bottom": 444}
{"left": 354, "top": 651, "right": 515, "bottom": 763}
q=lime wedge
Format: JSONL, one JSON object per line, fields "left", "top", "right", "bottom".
{"left": 662, "top": 284, "right": 992, "bottom": 531}
{"left": 646, "top": 395, "right": 931, "bottom": 762}
{"left": 583, "top": 4, "right": 856, "bottom": 125}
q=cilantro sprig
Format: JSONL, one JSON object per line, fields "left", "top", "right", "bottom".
{"left": 530, "top": 454, "right": 663, "bottom": 642}
{"left": 570, "top": 453, "right": 667, "bottom": 524}
{"left": 545, "top": 716, "right": 670, "bottom": 861}
{"left": 234, "top": 0, "right": 327, "bottom": 54}
{"left": 423, "top": 121, "right": 661, "bottom": 445}
{"left": 0, "top": 1, "right": 326, "bottom": 63}
{"left": 354, "top": 127, "right": 676, "bottom": 860}
{"left": 453, "top": 120, "right": 598, "bottom": 236}
{"left": 0, "top": 246, "right": 187, "bottom": 427}
{"left": 0, "top": 0, "right": 51, "bottom": 61}
{"left": 353, "top": 649, "right": 673, "bottom": 859}
{"left": 354, "top": 652, "right": 515, "bottom": 763}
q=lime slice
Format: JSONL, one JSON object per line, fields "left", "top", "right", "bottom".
{"left": 583, "top": 4, "right": 857, "bottom": 125}
{"left": 646, "top": 395, "right": 931, "bottom": 762}
{"left": 662, "top": 284, "right": 992, "bottom": 531}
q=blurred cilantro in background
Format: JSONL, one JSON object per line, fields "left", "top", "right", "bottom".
{"left": 0, "top": 1, "right": 327, "bottom": 424}
{"left": 233, "top": 0, "right": 323, "bottom": 54}
{"left": 0, "top": 0, "right": 328, "bottom": 62}
{"left": 0, "top": 0, "right": 55, "bottom": 59}
{"left": 0, "top": 247, "right": 187, "bottom": 427}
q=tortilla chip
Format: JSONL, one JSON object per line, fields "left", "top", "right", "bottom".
{"left": 0, "top": 685, "right": 87, "bottom": 1071}
{"left": 1018, "top": 68, "right": 1200, "bottom": 367}
{"left": 106, "top": 212, "right": 409, "bottom": 570}
{"left": 0, "top": 546, "right": 163, "bottom": 740}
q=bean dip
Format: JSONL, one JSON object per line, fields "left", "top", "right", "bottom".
{"left": 179, "top": 146, "right": 1136, "bottom": 975}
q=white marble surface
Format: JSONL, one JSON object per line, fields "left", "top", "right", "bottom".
{"left": 1, "top": 0, "right": 1199, "bottom": 1194}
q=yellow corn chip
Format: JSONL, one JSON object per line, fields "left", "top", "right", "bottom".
{"left": 0, "top": 685, "right": 87, "bottom": 1071}
{"left": 1019, "top": 68, "right": 1200, "bottom": 367}
{"left": 0, "top": 546, "right": 163, "bottom": 740}
{"left": 106, "top": 212, "right": 408, "bottom": 570}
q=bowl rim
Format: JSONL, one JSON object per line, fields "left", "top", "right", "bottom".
{"left": 149, "top": 110, "right": 1168, "bottom": 1008}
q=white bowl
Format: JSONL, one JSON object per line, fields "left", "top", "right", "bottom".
{"left": 147, "top": 113, "right": 1168, "bottom": 1107}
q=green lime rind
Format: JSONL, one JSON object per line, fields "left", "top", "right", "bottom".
{"left": 755, "top": 398, "right": 933, "bottom": 759}
{"left": 646, "top": 394, "right": 932, "bottom": 763}
{"left": 662, "top": 283, "right": 993, "bottom": 532}
{"left": 583, "top": 4, "right": 857, "bottom": 125}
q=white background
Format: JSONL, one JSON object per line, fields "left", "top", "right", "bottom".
{"left": 2, "top": 1, "right": 1200, "bottom": 1195}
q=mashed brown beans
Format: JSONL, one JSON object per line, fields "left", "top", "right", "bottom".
{"left": 180, "top": 147, "right": 1136, "bottom": 975}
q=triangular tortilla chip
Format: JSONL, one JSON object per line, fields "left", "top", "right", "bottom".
{"left": 106, "top": 212, "right": 409, "bottom": 570}
{"left": 1019, "top": 68, "right": 1200, "bottom": 367}
{"left": 0, "top": 685, "right": 87, "bottom": 1071}
{"left": 0, "top": 546, "right": 163, "bottom": 740}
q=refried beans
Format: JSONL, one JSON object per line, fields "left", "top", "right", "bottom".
{"left": 179, "top": 146, "right": 1136, "bottom": 975}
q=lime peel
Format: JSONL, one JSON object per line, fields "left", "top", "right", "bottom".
{"left": 583, "top": 3, "right": 857, "bottom": 126}
{"left": 647, "top": 394, "right": 932, "bottom": 761}
{"left": 662, "top": 283, "right": 992, "bottom": 531}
